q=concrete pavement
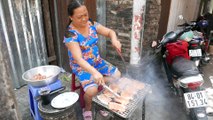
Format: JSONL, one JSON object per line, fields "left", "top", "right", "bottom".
{"left": 14, "top": 55, "right": 213, "bottom": 120}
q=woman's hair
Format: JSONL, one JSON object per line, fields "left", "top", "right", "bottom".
{"left": 66, "top": 0, "right": 82, "bottom": 28}
{"left": 67, "top": 0, "right": 82, "bottom": 16}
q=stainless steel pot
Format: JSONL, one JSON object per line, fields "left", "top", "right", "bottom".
{"left": 22, "top": 65, "right": 61, "bottom": 87}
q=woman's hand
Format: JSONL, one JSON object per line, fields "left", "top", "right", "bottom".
{"left": 92, "top": 71, "right": 105, "bottom": 85}
{"left": 112, "top": 39, "right": 122, "bottom": 52}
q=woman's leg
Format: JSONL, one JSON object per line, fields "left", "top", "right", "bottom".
{"left": 84, "top": 86, "right": 98, "bottom": 111}
{"left": 76, "top": 70, "right": 98, "bottom": 111}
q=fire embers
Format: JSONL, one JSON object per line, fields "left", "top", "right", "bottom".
{"left": 97, "top": 77, "right": 145, "bottom": 112}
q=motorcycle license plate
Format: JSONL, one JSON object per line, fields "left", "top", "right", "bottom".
{"left": 184, "top": 91, "right": 208, "bottom": 108}
{"left": 189, "top": 49, "right": 202, "bottom": 57}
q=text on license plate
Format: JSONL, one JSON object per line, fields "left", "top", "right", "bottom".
{"left": 184, "top": 91, "right": 208, "bottom": 108}
{"left": 189, "top": 49, "right": 202, "bottom": 57}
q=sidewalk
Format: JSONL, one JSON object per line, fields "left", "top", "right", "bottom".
{"left": 202, "top": 55, "right": 213, "bottom": 120}
{"left": 14, "top": 55, "right": 213, "bottom": 120}
{"left": 14, "top": 80, "right": 77, "bottom": 120}
{"left": 14, "top": 77, "right": 112, "bottom": 120}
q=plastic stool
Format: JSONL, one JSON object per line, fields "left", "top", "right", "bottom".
{"left": 28, "top": 80, "right": 62, "bottom": 120}
{"left": 71, "top": 74, "right": 85, "bottom": 108}
{"left": 71, "top": 74, "right": 103, "bottom": 108}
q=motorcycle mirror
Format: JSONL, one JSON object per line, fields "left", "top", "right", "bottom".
{"left": 191, "top": 22, "right": 196, "bottom": 26}
{"left": 178, "top": 15, "right": 189, "bottom": 25}
{"left": 178, "top": 15, "right": 183, "bottom": 20}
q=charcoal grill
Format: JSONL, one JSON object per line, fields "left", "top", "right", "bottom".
{"left": 92, "top": 83, "right": 151, "bottom": 120}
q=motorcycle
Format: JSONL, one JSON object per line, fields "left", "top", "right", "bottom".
{"left": 178, "top": 15, "right": 210, "bottom": 67}
{"left": 152, "top": 20, "right": 208, "bottom": 120}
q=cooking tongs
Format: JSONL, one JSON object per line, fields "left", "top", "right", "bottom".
{"left": 114, "top": 47, "right": 128, "bottom": 75}
{"left": 102, "top": 84, "right": 120, "bottom": 97}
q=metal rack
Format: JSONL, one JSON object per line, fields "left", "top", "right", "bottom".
{"left": 92, "top": 84, "right": 151, "bottom": 120}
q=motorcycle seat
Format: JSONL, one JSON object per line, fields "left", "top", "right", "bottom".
{"left": 189, "top": 39, "right": 200, "bottom": 44}
{"left": 171, "top": 57, "right": 199, "bottom": 77}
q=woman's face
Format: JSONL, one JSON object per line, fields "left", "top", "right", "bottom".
{"left": 71, "top": 5, "right": 89, "bottom": 27}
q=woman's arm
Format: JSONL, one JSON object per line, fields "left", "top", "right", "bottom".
{"left": 66, "top": 42, "right": 104, "bottom": 85}
{"left": 95, "top": 23, "right": 122, "bottom": 52}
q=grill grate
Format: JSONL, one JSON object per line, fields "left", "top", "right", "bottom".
{"left": 92, "top": 83, "right": 151, "bottom": 119}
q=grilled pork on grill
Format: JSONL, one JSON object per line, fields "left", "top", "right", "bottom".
{"left": 109, "top": 83, "right": 120, "bottom": 93}
{"left": 103, "top": 90, "right": 115, "bottom": 98}
{"left": 120, "top": 90, "right": 134, "bottom": 100}
{"left": 96, "top": 77, "right": 146, "bottom": 113}
{"left": 108, "top": 102, "right": 126, "bottom": 112}
{"left": 132, "top": 81, "right": 145, "bottom": 90}
{"left": 114, "top": 96, "right": 130, "bottom": 105}
{"left": 97, "top": 94, "right": 112, "bottom": 105}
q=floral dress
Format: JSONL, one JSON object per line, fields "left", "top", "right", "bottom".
{"left": 63, "top": 22, "right": 117, "bottom": 91}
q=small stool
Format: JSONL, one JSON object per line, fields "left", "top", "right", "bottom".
{"left": 71, "top": 74, "right": 103, "bottom": 108}
{"left": 28, "top": 80, "right": 62, "bottom": 120}
{"left": 71, "top": 74, "right": 85, "bottom": 108}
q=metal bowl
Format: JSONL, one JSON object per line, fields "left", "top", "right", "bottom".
{"left": 22, "top": 65, "right": 61, "bottom": 87}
